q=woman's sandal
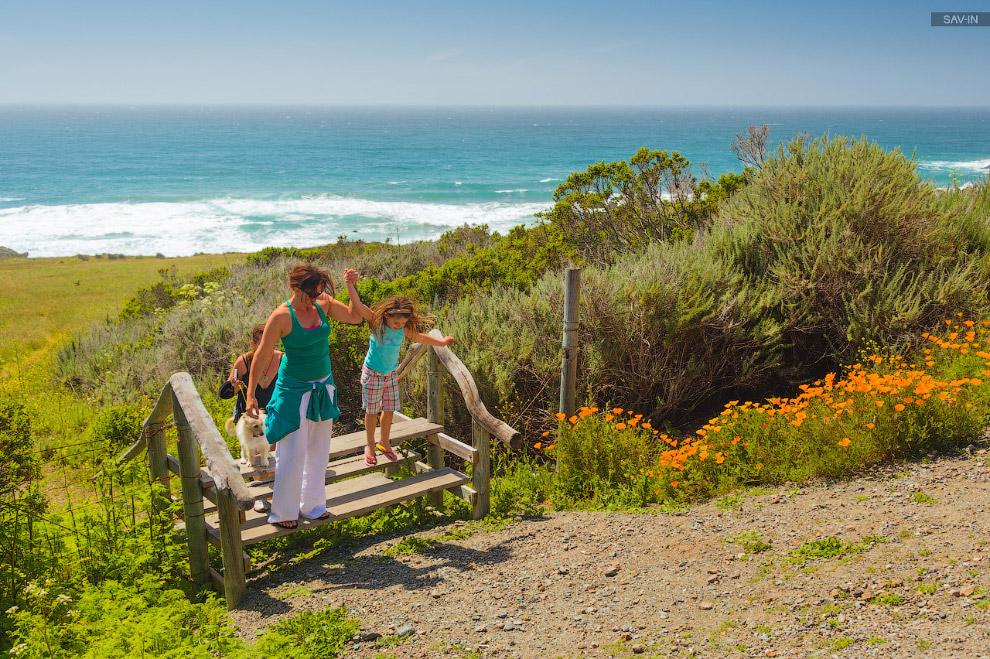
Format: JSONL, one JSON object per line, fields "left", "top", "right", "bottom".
{"left": 272, "top": 520, "right": 297, "bottom": 529}
{"left": 376, "top": 443, "right": 400, "bottom": 462}
{"left": 364, "top": 448, "right": 378, "bottom": 466}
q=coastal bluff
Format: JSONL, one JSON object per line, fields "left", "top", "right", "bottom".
{"left": 0, "top": 246, "right": 28, "bottom": 258}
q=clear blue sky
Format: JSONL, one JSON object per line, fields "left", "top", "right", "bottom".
{"left": 1, "top": 0, "right": 988, "bottom": 106}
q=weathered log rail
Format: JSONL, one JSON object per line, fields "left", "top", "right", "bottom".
{"left": 117, "top": 336, "right": 517, "bottom": 609}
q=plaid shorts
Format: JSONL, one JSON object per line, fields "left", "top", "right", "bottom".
{"left": 361, "top": 365, "right": 399, "bottom": 414}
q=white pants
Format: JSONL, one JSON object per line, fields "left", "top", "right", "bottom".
{"left": 267, "top": 387, "right": 334, "bottom": 523}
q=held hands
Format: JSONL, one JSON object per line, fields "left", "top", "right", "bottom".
{"left": 343, "top": 268, "right": 359, "bottom": 285}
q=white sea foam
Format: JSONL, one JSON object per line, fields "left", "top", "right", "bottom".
{"left": 919, "top": 158, "right": 990, "bottom": 172}
{"left": 0, "top": 197, "right": 25, "bottom": 202}
{"left": 539, "top": 178, "right": 561, "bottom": 183}
{"left": 0, "top": 195, "right": 548, "bottom": 258}
{"left": 494, "top": 189, "right": 529, "bottom": 194}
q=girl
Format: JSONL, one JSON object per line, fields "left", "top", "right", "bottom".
{"left": 355, "top": 296, "right": 453, "bottom": 465}
{"left": 226, "top": 324, "right": 283, "bottom": 423}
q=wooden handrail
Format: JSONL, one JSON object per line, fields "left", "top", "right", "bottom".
{"left": 397, "top": 330, "right": 521, "bottom": 449}
{"left": 116, "top": 372, "right": 255, "bottom": 511}
{"left": 167, "top": 373, "right": 255, "bottom": 511}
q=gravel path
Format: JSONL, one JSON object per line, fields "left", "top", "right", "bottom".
{"left": 229, "top": 445, "right": 990, "bottom": 659}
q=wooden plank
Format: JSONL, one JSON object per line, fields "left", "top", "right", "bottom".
{"left": 328, "top": 417, "right": 441, "bottom": 460}
{"left": 209, "top": 569, "right": 225, "bottom": 596}
{"left": 169, "top": 372, "right": 254, "bottom": 511}
{"left": 395, "top": 341, "right": 428, "bottom": 382}
{"left": 200, "top": 417, "right": 443, "bottom": 484}
{"left": 213, "top": 447, "right": 422, "bottom": 504}
{"left": 117, "top": 380, "right": 173, "bottom": 463}
{"left": 413, "top": 461, "right": 478, "bottom": 506}
{"left": 430, "top": 431, "right": 478, "bottom": 465}
{"left": 424, "top": 329, "right": 522, "bottom": 449}
{"left": 230, "top": 469, "right": 469, "bottom": 546}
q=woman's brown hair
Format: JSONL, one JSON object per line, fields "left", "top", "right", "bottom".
{"left": 368, "top": 296, "right": 434, "bottom": 339}
{"left": 288, "top": 264, "right": 334, "bottom": 298}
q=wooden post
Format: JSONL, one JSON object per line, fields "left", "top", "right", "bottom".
{"left": 216, "top": 490, "right": 247, "bottom": 609}
{"left": 559, "top": 267, "right": 581, "bottom": 418}
{"left": 472, "top": 421, "right": 490, "bottom": 520}
{"left": 426, "top": 347, "right": 444, "bottom": 509}
{"left": 172, "top": 391, "right": 210, "bottom": 589}
{"left": 146, "top": 422, "right": 171, "bottom": 514}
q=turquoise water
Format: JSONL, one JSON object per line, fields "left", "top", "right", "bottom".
{"left": 1, "top": 106, "right": 987, "bottom": 257}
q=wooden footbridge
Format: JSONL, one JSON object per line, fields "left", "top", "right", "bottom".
{"left": 117, "top": 332, "right": 520, "bottom": 609}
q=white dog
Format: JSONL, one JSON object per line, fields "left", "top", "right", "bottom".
{"left": 224, "top": 411, "right": 271, "bottom": 469}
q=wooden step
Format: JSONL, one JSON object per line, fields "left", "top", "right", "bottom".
{"left": 202, "top": 467, "right": 469, "bottom": 547}
{"left": 200, "top": 416, "right": 443, "bottom": 483}
{"left": 200, "top": 446, "right": 422, "bottom": 512}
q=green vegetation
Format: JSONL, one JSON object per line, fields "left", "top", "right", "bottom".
{"left": 724, "top": 530, "right": 773, "bottom": 554}
{"left": 911, "top": 491, "right": 939, "bottom": 505}
{"left": 787, "top": 535, "right": 887, "bottom": 564}
{"left": 2, "top": 133, "right": 990, "bottom": 657}
{"left": 382, "top": 536, "right": 434, "bottom": 556}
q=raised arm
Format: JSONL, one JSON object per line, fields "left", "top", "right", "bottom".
{"left": 322, "top": 268, "right": 366, "bottom": 325}
{"left": 405, "top": 327, "right": 454, "bottom": 347}
{"left": 344, "top": 269, "right": 374, "bottom": 323}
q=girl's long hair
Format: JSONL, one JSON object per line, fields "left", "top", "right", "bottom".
{"left": 369, "top": 296, "right": 434, "bottom": 339}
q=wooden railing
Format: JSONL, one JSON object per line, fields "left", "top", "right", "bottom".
{"left": 397, "top": 330, "right": 521, "bottom": 519}
{"left": 118, "top": 372, "right": 254, "bottom": 607}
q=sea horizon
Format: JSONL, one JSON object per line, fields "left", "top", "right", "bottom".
{"left": 1, "top": 105, "right": 987, "bottom": 258}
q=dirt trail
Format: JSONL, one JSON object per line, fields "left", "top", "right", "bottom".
{"left": 230, "top": 444, "right": 990, "bottom": 659}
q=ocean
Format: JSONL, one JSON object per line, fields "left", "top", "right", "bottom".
{"left": 1, "top": 106, "right": 988, "bottom": 258}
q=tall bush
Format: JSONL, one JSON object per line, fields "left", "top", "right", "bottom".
{"left": 708, "top": 135, "right": 988, "bottom": 376}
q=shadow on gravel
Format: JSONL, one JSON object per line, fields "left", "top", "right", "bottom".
{"left": 244, "top": 516, "right": 554, "bottom": 598}
{"left": 315, "top": 537, "right": 521, "bottom": 594}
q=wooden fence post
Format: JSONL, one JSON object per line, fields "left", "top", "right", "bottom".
{"left": 146, "top": 425, "right": 171, "bottom": 514}
{"left": 171, "top": 391, "right": 210, "bottom": 589}
{"left": 217, "top": 490, "right": 247, "bottom": 609}
{"left": 559, "top": 267, "right": 581, "bottom": 417}
{"left": 471, "top": 421, "right": 490, "bottom": 520}
{"left": 426, "top": 347, "right": 444, "bottom": 509}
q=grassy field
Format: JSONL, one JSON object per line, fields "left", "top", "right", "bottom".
{"left": 0, "top": 252, "right": 245, "bottom": 373}
{"left": 0, "top": 252, "right": 246, "bottom": 448}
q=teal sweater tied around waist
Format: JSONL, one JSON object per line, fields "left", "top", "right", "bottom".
{"left": 264, "top": 371, "right": 339, "bottom": 444}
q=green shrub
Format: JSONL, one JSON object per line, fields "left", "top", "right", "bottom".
{"left": 86, "top": 404, "right": 145, "bottom": 454}
{"left": 708, "top": 135, "right": 988, "bottom": 378}
{"left": 537, "top": 147, "right": 749, "bottom": 264}
{"left": 247, "top": 607, "right": 359, "bottom": 659}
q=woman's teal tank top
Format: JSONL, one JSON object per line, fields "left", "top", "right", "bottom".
{"left": 280, "top": 301, "right": 333, "bottom": 381}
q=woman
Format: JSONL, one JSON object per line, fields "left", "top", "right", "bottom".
{"left": 245, "top": 264, "right": 363, "bottom": 529}
{"left": 226, "top": 324, "right": 283, "bottom": 423}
